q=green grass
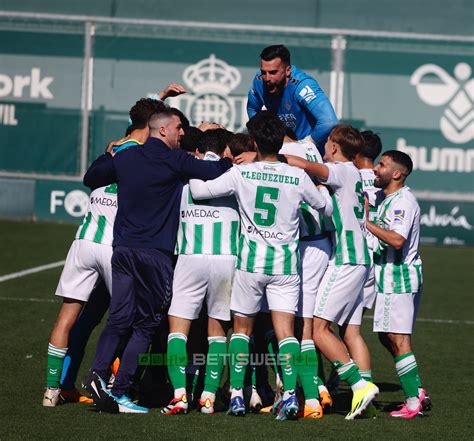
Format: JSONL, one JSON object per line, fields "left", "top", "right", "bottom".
{"left": 0, "top": 219, "right": 473, "bottom": 440}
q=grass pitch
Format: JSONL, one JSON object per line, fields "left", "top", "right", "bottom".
{"left": 0, "top": 219, "right": 473, "bottom": 440}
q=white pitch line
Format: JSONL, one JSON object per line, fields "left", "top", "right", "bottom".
{"left": 0, "top": 296, "right": 59, "bottom": 303}
{"left": 364, "top": 315, "right": 474, "bottom": 326}
{"left": 0, "top": 260, "right": 65, "bottom": 283}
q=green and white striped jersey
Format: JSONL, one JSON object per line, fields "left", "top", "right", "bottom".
{"left": 373, "top": 186, "right": 423, "bottom": 294}
{"left": 75, "top": 183, "right": 117, "bottom": 246}
{"left": 279, "top": 140, "right": 334, "bottom": 238}
{"left": 176, "top": 152, "right": 240, "bottom": 255}
{"left": 360, "top": 168, "right": 379, "bottom": 255}
{"left": 325, "top": 162, "right": 370, "bottom": 266}
{"left": 189, "top": 161, "right": 331, "bottom": 275}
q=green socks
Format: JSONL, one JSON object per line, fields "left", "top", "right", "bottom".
{"left": 278, "top": 337, "right": 300, "bottom": 392}
{"left": 46, "top": 343, "right": 67, "bottom": 388}
{"left": 167, "top": 332, "right": 187, "bottom": 392}
{"left": 334, "top": 359, "right": 365, "bottom": 389}
{"left": 229, "top": 333, "right": 249, "bottom": 390}
{"left": 299, "top": 339, "right": 319, "bottom": 400}
{"left": 265, "top": 330, "right": 281, "bottom": 378}
{"left": 359, "top": 369, "right": 373, "bottom": 382}
{"left": 394, "top": 352, "right": 421, "bottom": 398}
{"left": 203, "top": 336, "right": 227, "bottom": 394}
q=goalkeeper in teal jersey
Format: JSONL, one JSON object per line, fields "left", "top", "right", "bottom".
{"left": 190, "top": 111, "right": 332, "bottom": 420}
{"left": 366, "top": 150, "right": 431, "bottom": 419}
{"left": 247, "top": 45, "right": 337, "bottom": 153}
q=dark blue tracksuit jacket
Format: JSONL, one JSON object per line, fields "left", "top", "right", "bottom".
{"left": 83, "top": 137, "right": 232, "bottom": 253}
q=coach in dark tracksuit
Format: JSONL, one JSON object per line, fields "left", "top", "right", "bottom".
{"left": 83, "top": 109, "right": 232, "bottom": 406}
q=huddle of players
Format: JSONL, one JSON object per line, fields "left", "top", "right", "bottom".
{"left": 43, "top": 95, "right": 430, "bottom": 420}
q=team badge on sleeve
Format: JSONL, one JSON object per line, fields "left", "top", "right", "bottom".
{"left": 393, "top": 209, "right": 405, "bottom": 223}
{"left": 299, "top": 85, "right": 317, "bottom": 104}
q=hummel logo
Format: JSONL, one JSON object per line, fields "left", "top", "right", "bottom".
{"left": 411, "top": 63, "right": 473, "bottom": 143}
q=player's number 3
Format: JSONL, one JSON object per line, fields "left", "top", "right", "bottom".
{"left": 254, "top": 186, "right": 280, "bottom": 227}
{"left": 353, "top": 181, "right": 365, "bottom": 220}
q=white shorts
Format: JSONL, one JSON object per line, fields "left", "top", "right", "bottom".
{"left": 231, "top": 269, "right": 300, "bottom": 316}
{"left": 297, "top": 238, "right": 331, "bottom": 318}
{"left": 346, "top": 265, "right": 376, "bottom": 326}
{"left": 169, "top": 254, "right": 236, "bottom": 321}
{"left": 373, "top": 291, "right": 422, "bottom": 334}
{"left": 55, "top": 239, "right": 113, "bottom": 302}
{"left": 313, "top": 263, "right": 369, "bottom": 326}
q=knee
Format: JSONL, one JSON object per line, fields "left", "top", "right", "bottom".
{"left": 312, "top": 319, "right": 329, "bottom": 342}
{"left": 387, "top": 334, "right": 412, "bottom": 356}
{"left": 106, "top": 315, "right": 134, "bottom": 335}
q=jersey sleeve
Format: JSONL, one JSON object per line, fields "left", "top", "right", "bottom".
{"left": 295, "top": 78, "right": 338, "bottom": 148}
{"left": 318, "top": 185, "right": 334, "bottom": 217}
{"left": 176, "top": 149, "right": 232, "bottom": 180}
{"left": 301, "top": 174, "right": 331, "bottom": 217}
{"left": 189, "top": 167, "right": 238, "bottom": 200}
{"left": 386, "top": 197, "right": 416, "bottom": 239}
{"left": 324, "top": 162, "right": 345, "bottom": 189}
{"left": 83, "top": 153, "right": 117, "bottom": 191}
{"left": 247, "top": 77, "right": 264, "bottom": 119}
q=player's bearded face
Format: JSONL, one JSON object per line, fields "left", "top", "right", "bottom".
{"left": 260, "top": 58, "right": 291, "bottom": 94}
{"left": 166, "top": 115, "right": 184, "bottom": 149}
{"left": 373, "top": 157, "right": 393, "bottom": 188}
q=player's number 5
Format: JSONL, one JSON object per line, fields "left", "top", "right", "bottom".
{"left": 254, "top": 186, "right": 280, "bottom": 227}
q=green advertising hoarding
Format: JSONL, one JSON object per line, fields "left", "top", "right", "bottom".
{"left": 418, "top": 199, "right": 473, "bottom": 246}
{"left": 343, "top": 38, "right": 473, "bottom": 194}
{"left": 0, "top": 30, "right": 84, "bottom": 175}
{"left": 35, "top": 180, "right": 89, "bottom": 223}
{"left": 0, "top": 19, "right": 472, "bottom": 246}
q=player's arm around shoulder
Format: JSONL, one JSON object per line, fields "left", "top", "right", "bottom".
{"left": 285, "top": 155, "right": 329, "bottom": 182}
{"left": 175, "top": 148, "right": 232, "bottom": 181}
{"left": 189, "top": 166, "right": 238, "bottom": 200}
{"left": 83, "top": 153, "right": 117, "bottom": 191}
{"left": 367, "top": 195, "right": 409, "bottom": 250}
{"left": 300, "top": 171, "right": 332, "bottom": 217}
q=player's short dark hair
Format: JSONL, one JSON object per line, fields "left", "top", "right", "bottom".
{"left": 170, "top": 107, "right": 190, "bottom": 129}
{"left": 129, "top": 98, "right": 167, "bottom": 129}
{"left": 246, "top": 110, "right": 285, "bottom": 155}
{"left": 180, "top": 126, "right": 203, "bottom": 153}
{"left": 200, "top": 128, "right": 230, "bottom": 156}
{"left": 360, "top": 130, "right": 382, "bottom": 161}
{"left": 329, "top": 124, "right": 364, "bottom": 161}
{"left": 228, "top": 133, "right": 255, "bottom": 157}
{"left": 260, "top": 45, "right": 291, "bottom": 66}
{"left": 381, "top": 150, "right": 413, "bottom": 176}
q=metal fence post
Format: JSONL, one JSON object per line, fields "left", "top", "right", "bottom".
{"left": 330, "top": 35, "right": 347, "bottom": 120}
{"left": 80, "top": 21, "right": 95, "bottom": 177}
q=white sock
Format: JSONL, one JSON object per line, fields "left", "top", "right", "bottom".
{"left": 283, "top": 389, "right": 295, "bottom": 401}
{"left": 305, "top": 398, "right": 320, "bottom": 408}
{"left": 318, "top": 385, "right": 329, "bottom": 394}
{"left": 351, "top": 378, "right": 368, "bottom": 392}
{"left": 406, "top": 396, "right": 420, "bottom": 410}
{"left": 174, "top": 387, "right": 186, "bottom": 399}
{"left": 201, "top": 391, "right": 216, "bottom": 402}
{"left": 231, "top": 387, "right": 243, "bottom": 399}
